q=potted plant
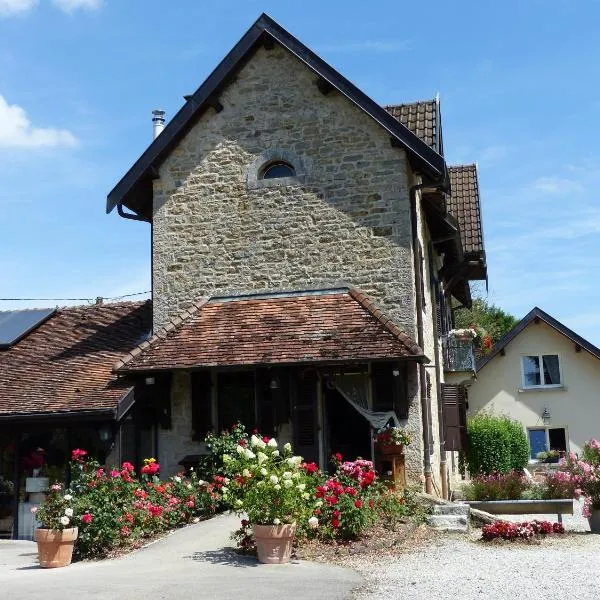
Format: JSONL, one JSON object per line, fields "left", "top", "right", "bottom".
{"left": 374, "top": 427, "right": 412, "bottom": 455}
{"left": 33, "top": 483, "right": 78, "bottom": 568}
{"left": 448, "top": 327, "right": 478, "bottom": 342}
{"left": 221, "top": 435, "right": 315, "bottom": 564}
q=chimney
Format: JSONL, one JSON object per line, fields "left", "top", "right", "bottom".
{"left": 95, "top": 296, "right": 103, "bottom": 305}
{"left": 152, "top": 109, "right": 166, "bottom": 140}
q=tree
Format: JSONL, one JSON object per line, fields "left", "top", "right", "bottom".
{"left": 454, "top": 297, "right": 518, "bottom": 355}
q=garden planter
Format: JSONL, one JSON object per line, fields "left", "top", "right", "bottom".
{"left": 588, "top": 510, "right": 600, "bottom": 533}
{"left": 253, "top": 523, "right": 296, "bottom": 564}
{"left": 377, "top": 443, "right": 404, "bottom": 456}
{"left": 35, "top": 527, "right": 78, "bottom": 568}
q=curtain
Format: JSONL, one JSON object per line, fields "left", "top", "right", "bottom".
{"left": 543, "top": 355, "right": 561, "bottom": 385}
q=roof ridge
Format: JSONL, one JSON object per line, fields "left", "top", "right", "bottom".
{"left": 347, "top": 288, "right": 424, "bottom": 357}
{"left": 112, "top": 298, "right": 209, "bottom": 372}
{"left": 382, "top": 99, "right": 436, "bottom": 108}
{"left": 448, "top": 163, "right": 477, "bottom": 170}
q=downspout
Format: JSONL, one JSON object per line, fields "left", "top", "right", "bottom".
{"left": 410, "top": 176, "right": 448, "bottom": 496}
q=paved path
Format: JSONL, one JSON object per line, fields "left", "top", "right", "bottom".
{"left": 0, "top": 514, "right": 360, "bottom": 600}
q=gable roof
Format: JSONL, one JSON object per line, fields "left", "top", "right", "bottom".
{"left": 384, "top": 99, "right": 441, "bottom": 154}
{"left": 448, "top": 165, "right": 485, "bottom": 257}
{"left": 106, "top": 13, "right": 448, "bottom": 220}
{"left": 0, "top": 301, "right": 151, "bottom": 420}
{"left": 477, "top": 307, "right": 600, "bottom": 371}
{"left": 114, "top": 288, "right": 427, "bottom": 372}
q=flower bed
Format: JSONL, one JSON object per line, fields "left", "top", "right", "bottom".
{"left": 481, "top": 519, "right": 565, "bottom": 541}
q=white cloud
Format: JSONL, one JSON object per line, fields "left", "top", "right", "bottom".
{"left": 532, "top": 176, "right": 583, "bottom": 194}
{"left": 0, "top": 0, "right": 37, "bottom": 16}
{"left": 0, "top": 95, "right": 78, "bottom": 149}
{"left": 52, "top": 0, "right": 101, "bottom": 12}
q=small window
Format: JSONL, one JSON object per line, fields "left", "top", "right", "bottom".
{"left": 527, "top": 427, "right": 567, "bottom": 459}
{"left": 261, "top": 161, "right": 296, "bottom": 180}
{"left": 521, "top": 354, "right": 561, "bottom": 388}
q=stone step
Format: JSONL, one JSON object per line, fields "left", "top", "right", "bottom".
{"left": 431, "top": 503, "right": 470, "bottom": 517}
{"left": 427, "top": 514, "right": 469, "bottom": 533}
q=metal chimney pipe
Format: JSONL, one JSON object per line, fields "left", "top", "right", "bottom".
{"left": 152, "top": 109, "right": 166, "bottom": 140}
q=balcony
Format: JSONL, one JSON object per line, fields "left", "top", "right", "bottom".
{"left": 443, "top": 335, "right": 476, "bottom": 373}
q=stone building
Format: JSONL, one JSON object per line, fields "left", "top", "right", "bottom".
{"left": 106, "top": 14, "right": 487, "bottom": 496}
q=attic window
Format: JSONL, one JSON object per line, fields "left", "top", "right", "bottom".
{"left": 261, "top": 161, "right": 296, "bottom": 179}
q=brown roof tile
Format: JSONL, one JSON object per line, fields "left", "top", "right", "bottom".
{"left": 448, "top": 165, "right": 485, "bottom": 255}
{"left": 0, "top": 301, "right": 151, "bottom": 418}
{"left": 384, "top": 100, "right": 438, "bottom": 151}
{"left": 116, "top": 289, "right": 425, "bottom": 372}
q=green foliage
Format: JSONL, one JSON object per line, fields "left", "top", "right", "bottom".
{"left": 196, "top": 422, "right": 249, "bottom": 481}
{"left": 34, "top": 483, "right": 76, "bottom": 530}
{"left": 462, "top": 471, "right": 529, "bottom": 501}
{"left": 454, "top": 297, "right": 518, "bottom": 355}
{"left": 465, "top": 413, "right": 529, "bottom": 476}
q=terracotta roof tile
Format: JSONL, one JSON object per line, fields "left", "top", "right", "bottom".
{"left": 384, "top": 100, "right": 438, "bottom": 152}
{"left": 116, "top": 290, "right": 425, "bottom": 372}
{"left": 0, "top": 301, "right": 151, "bottom": 418}
{"left": 448, "top": 165, "right": 485, "bottom": 255}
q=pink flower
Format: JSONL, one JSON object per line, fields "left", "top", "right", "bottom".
{"left": 110, "top": 470, "right": 120, "bottom": 478}
{"left": 71, "top": 448, "right": 88, "bottom": 462}
{"left": 51, "top": 483, "right": 62, "bottom": 491}
{"left": 30, "top": 506, "right": 38, "bottom": 514}
{"left": 81, "top": 513, "right": 93, "bottom": 524}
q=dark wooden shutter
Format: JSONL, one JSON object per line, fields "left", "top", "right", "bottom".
{"left": 292, "top": 370, "right": 319, "bottom": 464}
{"left": 442, "top": 383, "right": 468, "bottom": 451}
{"left": 191, "top": 371, "right": 212, "bottom": 441}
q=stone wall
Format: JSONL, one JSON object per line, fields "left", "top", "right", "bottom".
{"left": 152, "top": 44, "right": 415, "bottom": 338}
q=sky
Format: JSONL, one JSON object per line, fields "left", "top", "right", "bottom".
{"left": 1, "top": 0, "right": 600, "bottom": 343}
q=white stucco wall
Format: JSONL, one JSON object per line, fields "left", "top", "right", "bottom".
{"left": 468, "top": 320, "right": 600, "bottom": 456}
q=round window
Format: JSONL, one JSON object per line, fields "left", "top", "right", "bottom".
{"left": 261, "top": 161, "right": 296, "bottom": 179}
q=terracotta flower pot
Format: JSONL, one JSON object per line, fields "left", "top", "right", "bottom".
{"left": 253, "top": 523, "right": 296, "bottom": 564}
{"left": 35, "top": 527, "right": 78, "bottom": 568}
{"left": 377, "top": 443, "right": 404, "bottom": 456}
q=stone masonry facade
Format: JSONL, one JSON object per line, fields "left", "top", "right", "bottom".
{"left": 151, "top": 44, "right": 441, "bottom": 485}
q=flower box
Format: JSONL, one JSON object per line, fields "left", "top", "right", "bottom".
{"left": 376, "top": 443, "right": 404, "bottom": 456}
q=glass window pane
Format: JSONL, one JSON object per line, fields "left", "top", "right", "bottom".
{"left": 542, "top": 355, "right": 561, "bottom": 385}
{"left": 218, "top": 372, "right": 256, "bottom": 432}
{"left": 528, "top": 429, "right": 547, "bottom": 458}
{"left": 262, "top": 162, "right": 295, "bottom": 179}
{"left": 522, "top": 356, "right": 541, "bottom": 386}
{"left": 549, "top": 428, "right": 567, "bottom": 452}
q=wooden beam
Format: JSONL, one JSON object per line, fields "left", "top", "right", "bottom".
{"left": 575, "top": 344, "right": 582, "bottom": 353}
{"left": 206, "top": 96, "right": 223, "bottom": 113}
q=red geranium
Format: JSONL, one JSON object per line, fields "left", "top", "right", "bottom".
{"left": 71, "top": 448, "right": 88, "bottom": 462}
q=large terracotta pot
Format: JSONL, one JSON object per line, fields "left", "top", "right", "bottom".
{"left": 588, "top": 509, "right": 600, "bottom": 534}
{"left": 35, "top": 527, "right": 78, "bottom": 568}
{"left": 377, "top": 443, "right": 404, "bottom": 456}
{"left": 253, "top": 523, "right": 296, "bottom": 564}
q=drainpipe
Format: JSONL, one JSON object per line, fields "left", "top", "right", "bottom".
{"left": 410, "top": 175, "right": 448, "bottom": 496}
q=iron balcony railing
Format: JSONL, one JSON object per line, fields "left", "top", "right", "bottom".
{"left": 443, "top": 335, "right": 476, "bottom": 372}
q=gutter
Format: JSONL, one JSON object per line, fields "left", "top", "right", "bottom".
{"left": 409, "top": 176, "right": 448, "bottom": 497}
{"left": 117, "top": 203, "right": 147, "bottom": 222}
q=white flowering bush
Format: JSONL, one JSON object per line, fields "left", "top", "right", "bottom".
{"left": 221, "top": 435, "right": 316, "bottom": 528}
{"left": 34, "top": 483, "right": 76, "bottom": 531}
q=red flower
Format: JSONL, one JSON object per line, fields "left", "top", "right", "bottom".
{"left": 121, "top": 461, "right": 135, "bottom": 472}
{"left": 368, "top": 499, "right": 375, "bottom": 509}
{"left": 325, "top": 495, "right": 339, "bottom": 506}
{"left": 334, "top": 453, "right": 343, "bottom": 463}
{"left": 95, "top": 468, "right": 104, "bottom": 478}
{"left": 81, "top": 513, "right": 93, "bottom": 524}
{"left": 155, "top": 485, "right": 166, "bottom": 494}
{"left": 333, "top": 510, "right": 341, "bottom": 518}
{"left": 238, "top": 439, "right": 247, "bottom": 447}
{"left": 120, "top": 526, "right": 131, "bottom": 537}
{"left": 141, "top": 462, "right": 160, "bottom": 476}
{"left": 354, "top": 499, "right": 363, "bottom": 508}
{"left": 345, "top": 486, "right": 357, "bottom": 496}
{"left": 110, "top": 470, "right": 120, "bottom": 478}
{"left": 241, "top": 519, "right": 249, "bottom": 527}
{"left": 187, "top": 500, "right": 195, "bottom": 508}
{"left": 125, "top": 512, "right": 134, "bottom": 523}
{"left": 314, "top": 509, "right": 321, "bottom": 515}
{"left": 148, "top": 504, "right": 163, "bottom": 517}
{"left": 332, "top": 517, "right": 340, "bottom": 529}
{"left": 316, "top": 486, "right": 326, "bottom": 498}
{"left": 483, "top": 335, "right": 493, "bottom": 350}
{"left": 71, "top": 448, "right": 88, "bottom": 462}
{"left": 302, "top": 462, "right": 319, "bottom": 474}
{"left": 262, "top": 436, "right": 271, "bottom": 444}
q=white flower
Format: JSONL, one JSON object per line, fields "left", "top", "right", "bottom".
{"left": 186, "top": 483, "right": 193, "bottom": 490}
{"left": 174, "top": 476, "right": 182, "bottom": 483}
{"left": 221, "top": 486, "right": 228, "bottom": 493}
{"left": 222, "top": 454, "right": 231, "bottom": 463}
{"left": 64, "top": 508, "right": 73, "bottom": 517}
{"left": 257, "top": 481, "right": 264, "bottom": 487}
{"left": 283, "top": 442, "right": 292, "bottom": 452}
{"left": 274, "top": 484, "right": 281, "bottom": 490}
{"left": 267, "top": 438, "right": 278, "bottom": 448}
{"left": 260, "top": 468, "right": 268, "bottom": 476}
{"left": 315, "top": 500, "right": 323, "bottom": 508}
{"left": 223, "top": 478, "right": 230, "bottom": 484}
{"left": 284, "top": 479, "right": 293, "bottom": 488}
{"left": 292, "top": 472, "right": 300, "bottom": 480}
{"left": 236, "top": 445, "right": 246, "bottom": 455}
{"left": 271, "top": 450, "right": 279, "bottom": 457}
{"left": 198, "top": 480, "right": 207, "bottom": 486}
{"left": 63, "top": 494, "right": 72, "bottom": 501}
{"left": 59, "top": 516, "right": 70, "bottom": 526}
{"left": 192, "top": 517, "right": 200, "bottom": 524}
{"left": 242, "top": 469, "right": 251, "bottom": 478}
{"left": 270, "top": 475, "right": 279, "bottom": 484}
{"left": 308, "top": 516, "right": 319, "bottom": 529}
{"left": 296, "top": 483, "right": 306, "bottom": 492}
{"left": 250, "top": 435, "right": 261, "bottom": 448}
{"left": 282, "top": 471, "right": 292, "bottom": 480}
{"left": 302, "top": 492, "right": 310, "bottom": 500}
{"left": 273, "top": 518, "right": 281, "bottom": 525}
{"left": 287, "top": 456, "right": 302, "bottom": 468}
{"left": 257, "top": 451, "right": 268, "bottom": 465}
{"left": 235, "top": 499, "right": 243, "bottom": 507}
{"left": 244, "top": 448, "right": 256, "bottom": 460}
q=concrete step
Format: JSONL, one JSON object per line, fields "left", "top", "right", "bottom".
{"left": 431, "top": 503, "right": 470, "bottom": 517}
{"left": 427, "top": 514, "right": 469, "bottom": 533}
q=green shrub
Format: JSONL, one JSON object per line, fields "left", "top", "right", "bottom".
{"left": 465, "top": 413, "right": 529, "bottom": 476}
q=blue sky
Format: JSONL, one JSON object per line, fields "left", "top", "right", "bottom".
{"left": 1, "top": 0, "right": 599, "bottom": 343}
